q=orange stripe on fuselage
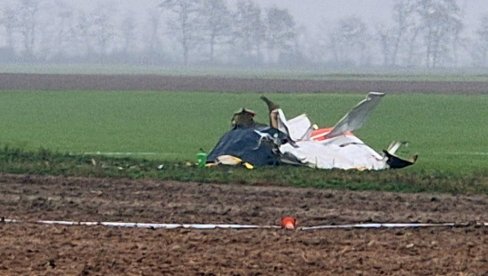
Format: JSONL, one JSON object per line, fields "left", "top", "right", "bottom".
{"left": 311, "top": 128, "right": 354, "bottom": 141}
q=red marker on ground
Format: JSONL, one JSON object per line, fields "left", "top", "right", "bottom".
{"left": 280, "top": 216, "right": 297, "bottom": 230}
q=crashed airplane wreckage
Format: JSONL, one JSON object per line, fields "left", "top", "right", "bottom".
{"left": 207, "top": 92, "right": 417, "bottom": 170}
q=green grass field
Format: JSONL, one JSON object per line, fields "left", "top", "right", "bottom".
{"left": 1, "top": 90, "right": 487, "bottom": 175}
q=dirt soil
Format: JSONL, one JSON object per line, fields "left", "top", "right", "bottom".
{"left": 1, "top": 72, "right": 488, "bottom": 94}
{"left": 1, "top": 173, "right": 487, "bottom": 275}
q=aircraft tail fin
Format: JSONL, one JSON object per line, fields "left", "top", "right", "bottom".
{"left": 325, "top": 92, "right": 385, "bottom": 139}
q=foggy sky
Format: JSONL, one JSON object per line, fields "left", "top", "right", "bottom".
{"left": 1, "top": 0, "right": 486, "bottom": 67}
{"left": 66, "top": 0, "right": 479, "bottom": 34}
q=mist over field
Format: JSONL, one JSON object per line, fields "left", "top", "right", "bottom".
{"left": 1, "top": 0, "right": 487, "bottom": 71}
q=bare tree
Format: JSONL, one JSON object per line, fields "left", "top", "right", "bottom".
{"left": 160, "top": 0, "right": 202, "bottom": 65}
{"left": 144, "top": 9, "right": 164, "bottom": 56}
{"left": 376, "top": 25, "right": 393, "bottom": 66}
{"left": 376, "top": 0, "right": 417, "bottom": 67}
{"left": 264, "top": 6, "right": 296, "bottom": 63}
{"left": 327, "top": 16, "right": 370, "bottom": 66}
{"left": 391, "top": 0, "right": 417, "bottom": 66}
{"left": 75, "top": 10, "right": 95, "bottom": 57}
{"left": 16, "top": 0, "right": 42, "bottom": 59}
{"left": 46, "top": 1, "right": 78, "bottom": 59}
{"left": 199, "top": 0, "right": 231, "bottom": 63}
{"left": 472, "top": 14, "right": 488, "bottom": 67}
{"left": 120, "top": 12, "right": 137, "bottom": 54}
{"left": 0, "top": 5, "right": 18, "bottom": 51}
{"left": 404, "top": 21, "right": 422, "bottom": 66}
{"left": 231, "top": 0, "right": 265, "bottom": 63}
{"left": 416, "top": 0, "right": 463, "bottom": 68}
{"left": 89, "top": 5, "right": 117, "bottom": 61}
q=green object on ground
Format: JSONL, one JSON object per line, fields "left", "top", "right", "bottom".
{"left": 196, "top": 150, "right": 207, "bottom": 168}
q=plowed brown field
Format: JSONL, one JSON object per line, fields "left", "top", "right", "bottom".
{"left": 1, "top": 174, "right": 487, "bottom": 275}
{"left": 1, "top": 72, "right": 488, "bottom": 93}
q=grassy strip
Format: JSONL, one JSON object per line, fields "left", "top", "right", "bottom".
{"left": 1, "top": 91, "right": 488, "bottom": 173}
{"left": 1, "top": 145, "right": 487, "bottom": 195}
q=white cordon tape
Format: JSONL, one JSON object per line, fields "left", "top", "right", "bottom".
{"left": 2, "top": 219, "right": 280, "bottom": 230}
{"left": 2, "top": 219, "right": 487, "bottom": 230}
{"left": 47, "top": 221, "right": 281, "bottom": 230}
{"left": 300, "top": 223, "right": 459, "bottom": 230}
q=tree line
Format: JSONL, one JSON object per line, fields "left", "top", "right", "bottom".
{"left": 1, "top": 0, "right": 488, "bottom": 68}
